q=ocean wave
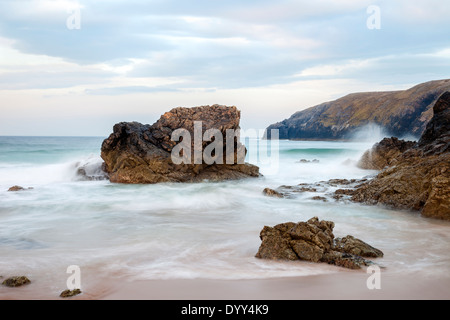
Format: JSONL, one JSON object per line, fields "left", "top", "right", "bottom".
{"left": 0, "top": 154, "right": 108, "bottom": 188}
{"left": 72, "top": 156, "right": 109, "bottom": 181}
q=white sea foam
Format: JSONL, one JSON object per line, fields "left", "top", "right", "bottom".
{"left": 349, "top": 123, "right": 390, "bottom": 145}
{"left": 0, "top": 154, "right": 106, "bottom": 189}
{"left": 0, "top": 137, "right": 450, "bottom": 296}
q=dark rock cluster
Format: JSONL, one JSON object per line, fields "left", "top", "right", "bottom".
{"left": 255, "top": 217, "right": 383, "bottom": 269}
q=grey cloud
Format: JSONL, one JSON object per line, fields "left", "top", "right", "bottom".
{"left": 0, "top": 69, "right": 113, "bottom": 90}
{"left": 0, "top": 0, "right": 448, "bottom": 91}
{"left": 84, "top": 86, "right": 180, "bottom": 95}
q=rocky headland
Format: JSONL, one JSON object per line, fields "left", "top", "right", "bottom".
{"left": 101, "top": 104, "right": 260, "bottom": 184}
{"left": 265, "top": 79, "right": 450, "bottom": 140}
{"left": 262, "top": 91, "right": 450, "bottom": 221}
{"left": 351, "top": 91, "right": 450, "bottom": 220}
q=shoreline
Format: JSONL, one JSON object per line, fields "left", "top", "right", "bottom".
{"left": 98, "top": 270, "right": 450, "bottom": 300}
{"left": 4, "top": 268, "right": 449, "bottom": 300}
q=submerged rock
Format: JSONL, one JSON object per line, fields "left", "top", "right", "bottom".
{"left": 298, "top": 159, "right": 320, "bottom": 163}
{"left": 255, "top": 217, "right": 383, "bottom": 270}
{"left": 352, "top": 92, "right": 450, "bottom": 220}
{"left": 7, "top": 186, "right": 25, "bottom": 192}
{"left": 261, "top": 178, "right": 368, "bottom": 202}
{"left": 262, "top": 188, "right": 284, "bottom": 198}
{"left": 262, "top": 183, "right": 327, "bottom": 200}
{"left": 326, "top": 178, "right": 361, "bottom": 186}
{"left": 2, "top": 276, "right": 31, "bottom": 287}
{"left": 101, "top": 105, "right": 260, "bottom": 184}
{"left": 7, "top": 186, "right": 33, "bottom": 192}
{"left": 311, "top": 196, "right": 328, "bottom": 202}
{"left": 74, "top": 158, "right": 109, "bottom": 181}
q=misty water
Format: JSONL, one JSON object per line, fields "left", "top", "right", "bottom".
{"left": 1, "top": 134, "right": 450, "bottom": 296}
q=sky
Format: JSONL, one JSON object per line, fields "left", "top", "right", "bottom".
{"left": 0, "top": 0, "right": 449, "bottom": 136}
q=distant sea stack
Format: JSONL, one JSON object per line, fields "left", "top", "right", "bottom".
{"left": 101, "top": 105, "right": 260, "bottom": 184}
{"left": 265, "top": 79, "right": 450, "bottom": 140}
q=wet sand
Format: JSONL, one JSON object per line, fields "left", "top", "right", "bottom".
{"left": 98, "top": 271, "right": 450, "bottom": 300}
{"left": 2, "top": 268, "right": 450, "bottom": 300}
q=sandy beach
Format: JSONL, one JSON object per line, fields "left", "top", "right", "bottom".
{"left": 97, "top": 272, "right": 450, "bottom": 300}
{"left": 1, "top": 258, "right": 450, "bottom": 301}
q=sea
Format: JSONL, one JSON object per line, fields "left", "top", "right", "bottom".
{"left": 1, "top": 134, "right": 450, "bottom": 297}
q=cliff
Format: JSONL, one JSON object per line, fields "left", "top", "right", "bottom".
{"left": 260, "top": 92, "right": 449, "bottom": 220}
{"left": 265, "top": 79, "right": 450, "bottom": 140}
{"left": 351, "top": 91, "right": 450, "bottom": 220}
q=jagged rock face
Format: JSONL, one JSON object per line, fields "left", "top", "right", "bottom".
{"left": 265, "top": 79, "right": 450, "bottom": 140}
{"left": 333, "top": 235, "right": 384, "bottom": 258}
{"left": 101, "top": 105, "right": 260, "bottom": 184}
{"left": 357, "top": 137, "right": 416, "bottom": 170}
{"left": 255, "top": 217, "right": 383, "bottom": 270}
{"left": 144, "top": 105, "right": 242, "bottom": 153}
{"left": 352, "top": 92, "right": 450, "bottom": 220}
{"left": 417, "top": 91, "right": 450, "bottom": 155}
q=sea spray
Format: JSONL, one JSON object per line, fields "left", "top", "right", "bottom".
{"left": 0, "top": 136, "right": 106, "bottom": 188}
{"left": 349, "top": 123, "right": 390, "bottom": 145}
{"left": 72, "top": 155, "right": 108, "bottom": 181}
{"left": 0, "top": 154, "right": 107, "bottom": 188}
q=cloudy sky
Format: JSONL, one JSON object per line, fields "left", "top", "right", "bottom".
{"left": 0, "top": 0, "right": 449, "bottom": 136}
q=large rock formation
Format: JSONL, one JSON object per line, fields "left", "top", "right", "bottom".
{"left": 255, "top": 217, "right": 383, "bottom": 270}
{"left": 101, "top": 105, "right": 260, "bottom": 184}
{"left": 352, "top": 92, "right": 450, "bottom": 220}
{"left": 265, "top": 79, "right": 450, "bottom": 140}
{"left": 357, "top": 137, "right": 416, "bottom": 170}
